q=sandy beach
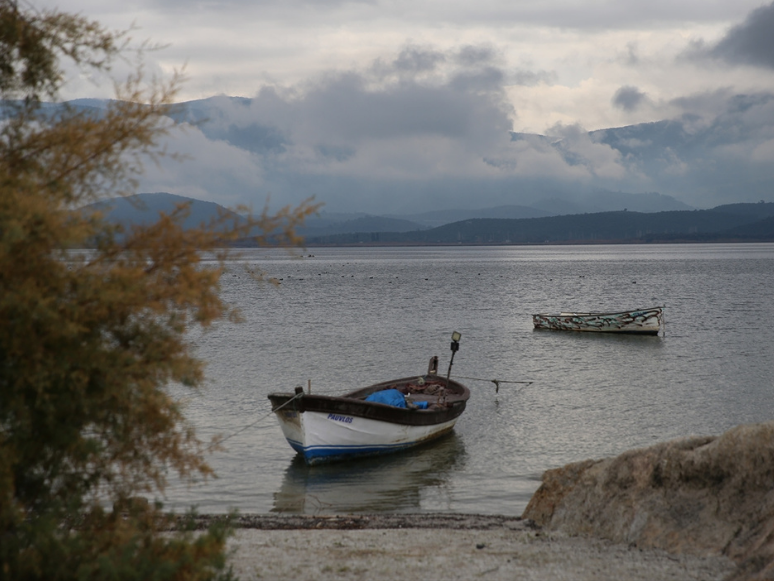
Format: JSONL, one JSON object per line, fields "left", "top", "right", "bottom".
{"left": 214, "top": 514, "right": 736, "bottom": 581}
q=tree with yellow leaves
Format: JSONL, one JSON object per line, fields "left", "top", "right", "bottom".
{"left": 0, "top": 1, "right": 315, "bottom": 578}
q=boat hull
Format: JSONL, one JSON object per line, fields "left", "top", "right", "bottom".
{"left": 532, "top": 307, "right": 663, "bottom": 335}
{"left": 268, "top": 375, "right": 469, "bottom": 465}
{"left": 273, "top": 409, "right": 459, "bottom": 464}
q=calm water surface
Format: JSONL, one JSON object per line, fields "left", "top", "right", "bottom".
{"left": 164, "top": 243, "right": 774, "bottom": 516}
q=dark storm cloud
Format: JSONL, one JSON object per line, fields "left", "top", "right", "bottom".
{"left": 392, "top": 46, "right": 446, "bottom": 73}
{"left": 510, "top": 69, "right": 557, "bottom": 86}
{"left": 287, "top": 45, "right": 515, "bottom": 142}
{"left": 612, "top": 86, "right": 647, "bottom": 111}
{"left": 315, "top": 143, "right": 356, "bottom": 162}
{"left": 692, "top": 1, "right": 774, "bottom": 69}
{"left": 298, "top": 74, "right": 505, "bottom": 141}
{"left": 222, "top": 123, "right": 289, "bottom": 154}
{"left": 454, "top": 45, "right": 498, "bottom": 66}
{"left": 449, "top": 67, "right": 507, "bottom": 93}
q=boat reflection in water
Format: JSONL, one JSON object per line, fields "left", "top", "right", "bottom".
{"left": 271, "top": 432, "right": 466, "bottom": 514}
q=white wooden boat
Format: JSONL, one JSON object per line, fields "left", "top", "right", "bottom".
{"left": 268, "top": 347, "right": 469, "bottom": 465}
{"left": 532, "top": 306, "right": 664, "bottom": 335}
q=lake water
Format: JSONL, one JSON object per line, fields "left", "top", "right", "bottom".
{"left": 164, "top": 243, "right": 774, "bottom": 516}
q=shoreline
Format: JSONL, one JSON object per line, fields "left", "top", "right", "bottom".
{"left": 212, "top": 513, "right": 737, "bottom": 581}
{"left": 184, "top": 512, "right": 529, "bottom": 531}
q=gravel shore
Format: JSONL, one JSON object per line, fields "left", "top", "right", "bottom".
{"left": 210, "top": 514, "right": 737, "bottom": 581}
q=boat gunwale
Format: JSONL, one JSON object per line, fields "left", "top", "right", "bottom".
{"left": 532, "top": 306, "right": 664, "bottom": 318}
{"left": 268, "top": 375, "right": 470, "bottom": 427}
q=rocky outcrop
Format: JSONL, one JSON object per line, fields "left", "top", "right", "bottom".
{"left": 522, "top": 421, "right": 774, "bottom": 580}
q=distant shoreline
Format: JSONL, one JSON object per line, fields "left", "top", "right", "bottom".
{"left": 237, "top": 237, "right": 774, "bottom": 248}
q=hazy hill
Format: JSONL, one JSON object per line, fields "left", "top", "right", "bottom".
{"left": 524, "top": 191, "right": 692, "bottom": 216}
{"left": 389, "top": 205, "right": 552, "bottom": 228}
{"left": 304, "top": 203, "right": 774, "bottom": 245}
{"left": 528, "top": 197, "right": 594, "bottom": 216}
{"left": 299, "top": 195, "right": 690, "bottom": 233}
{"left": 81, "top": 193, "right": 774, "bottom": 245}
{"left": 81, "top": 193, "right": 242, "bottom": 231}
{"left": 710, "top": 202, "right": 774, "bottom": 218}
{"left": 299, "top": 215, "right": 426, "bottom": 237}
{"left": 84, "top": 193, "right": 425, "bottom": 238}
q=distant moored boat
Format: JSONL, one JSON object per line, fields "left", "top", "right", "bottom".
{"left": 532, "top": 306, "right": 664, "bottom": 335}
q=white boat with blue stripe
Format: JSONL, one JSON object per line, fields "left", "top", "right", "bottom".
{"left": 268, "top": 334, "right": 469, "bottom": 465}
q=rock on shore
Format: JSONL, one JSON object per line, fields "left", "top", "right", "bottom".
{"left": 522, "top": 421, "right": 774, "bottom": 580}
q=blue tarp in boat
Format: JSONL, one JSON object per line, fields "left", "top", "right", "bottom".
{"left": 365, "top": 389, "right": 406, "bottom": 407}
{"left": 365, "top": 389, "right": 428, "bottom": 409}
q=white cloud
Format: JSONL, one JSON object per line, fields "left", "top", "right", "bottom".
{"left": 138, "top": 123, "right": 268, "bottom": 207}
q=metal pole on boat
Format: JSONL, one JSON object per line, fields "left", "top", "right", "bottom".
{"left": 446, "top": 331, "right": 461, "bottom": 387}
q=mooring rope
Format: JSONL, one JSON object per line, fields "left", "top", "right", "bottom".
{"left": 207, "top": 391, "right": 304, "bottom": 451}
{"left": 453, "top": 375, "right": 533, "bottom": 393}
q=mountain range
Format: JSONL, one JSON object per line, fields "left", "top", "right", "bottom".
{"left": 83, "top": 192, "right": 242, "bottom": 230}
{"left": 84, "top": 193, "right": 774, "bottom": 245}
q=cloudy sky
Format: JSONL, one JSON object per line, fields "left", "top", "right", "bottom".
{"left": 38, "top": 0, "right": 774, "bottom": 213}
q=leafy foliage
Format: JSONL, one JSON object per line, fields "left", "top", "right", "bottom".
{"left": 0, "top": 1, "right": 317, "bottom": 578}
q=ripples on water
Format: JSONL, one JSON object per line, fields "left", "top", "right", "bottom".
{"left": 164, "top": 243, "right": 774, "bottom": 516}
